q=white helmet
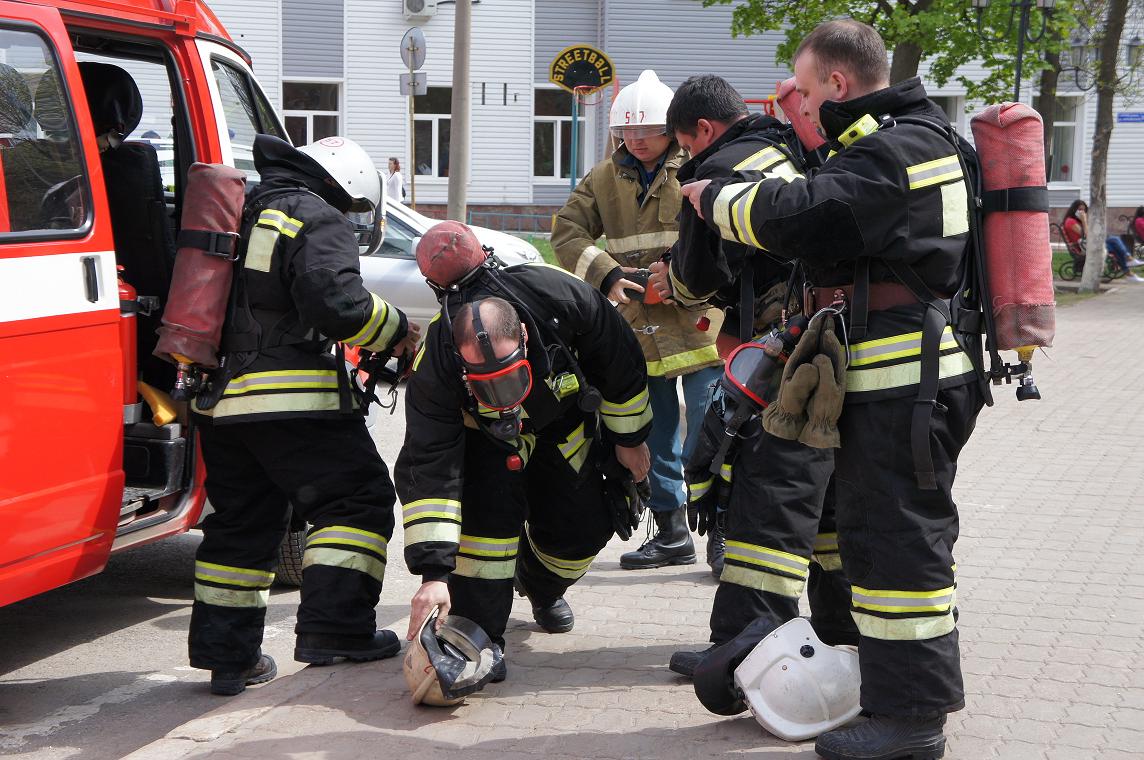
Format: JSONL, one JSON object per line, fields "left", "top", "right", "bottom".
{"left": 733, "top": 617, "right": 861, "bottom": 741}
{"left": 609, "top": 69, "right": 674, "bottom": 140}
{"left": 297, "top": 136, "right": 386, "bottom": 255}
{"left": 403, "top": 609, "right": 501, "bottom": 707}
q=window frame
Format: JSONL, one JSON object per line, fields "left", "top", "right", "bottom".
{"left": 281, "top": 78, "right": 343, "bottom": 146}
{"left": 0, "top": 21, "right": 94, "bottom": 243}
{"left": 413, "top": 86, "right": 452, "bottom": 180}
{"left": 532, "top": 86, "right": 586, "bottom": 183}
{"left": 1039, "top": 94, "right": 1083, "bottom": 186}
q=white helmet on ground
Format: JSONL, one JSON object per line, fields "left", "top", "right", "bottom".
{"left": 403, "top": 609, "right": 501, "bottom": 707}
{"left": 608, "top": 69, "right": 674, "bottom": 141}
{"left": 297, "top": 136, "right": 386, "bottom": 255}
{"left": 734, "top": 617, "right": 861, "bottom": 741}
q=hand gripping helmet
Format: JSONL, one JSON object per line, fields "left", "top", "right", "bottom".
{"left": 417, "top": 220, "right": 490, "bottom": 292}
{"left": 608, "top": 69, "right": 674, "bottom": 141}
{"left": 734, "top": 617, "right": 861, "bottom": 741}
{"left": 297, "top": 136, "right": 386, "bottom": 254}
{"left": 403, "top": 610, "right": 502, "bottom": 706}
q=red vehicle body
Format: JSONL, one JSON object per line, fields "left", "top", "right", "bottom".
{"left": 0, "top": 0, "right": 288, "bottom": 606}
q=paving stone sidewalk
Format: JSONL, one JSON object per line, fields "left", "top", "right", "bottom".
{"left": 126, "top": 288, "right": 1144, "bottom": 760}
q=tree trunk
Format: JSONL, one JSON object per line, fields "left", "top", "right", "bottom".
{"left": 1036, "top": 50, "right": 1060, "bottom": 178}
{"left": 890, "top": 40, "right": 924, "bottom": 84}
{"left": 1079, "top": 0, "right": 1130, "bottom": 293}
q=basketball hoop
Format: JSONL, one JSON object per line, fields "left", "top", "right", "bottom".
{"left": 574, "top": 84, "right": 605, "bottom": 106}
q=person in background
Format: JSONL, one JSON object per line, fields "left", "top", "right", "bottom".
{"left": 1062, "top": 199, "right": 1144, "bottom": 281}
{"left": 385, "top": 157, "right": 405, "bottom": 203}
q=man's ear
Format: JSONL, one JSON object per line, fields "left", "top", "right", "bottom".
{"left": 696, "top": 118, "right": 713, "bottom": 138}
{"left": 829, "top": 70, "right": 849, "bottom": 100}
{"left": 520, "top": 322, "right": 529, "bottom": 345}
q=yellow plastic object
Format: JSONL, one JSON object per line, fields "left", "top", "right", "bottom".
{"left": 138, "top": 381, "right": 178, "bottom": 426}
{"left": 1016, "top": 346, "right": 1035, "bottom": 362}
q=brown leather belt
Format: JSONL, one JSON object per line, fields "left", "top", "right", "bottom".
{"left": 806, "top": 282, "right": 947, "bottom": 313}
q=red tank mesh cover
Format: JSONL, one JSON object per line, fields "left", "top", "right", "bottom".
{"left": 154, "top": 163, "right": 247, "bottom": 367}
{"left": 970, "top": 103, "right": 1055, "bottom": 351}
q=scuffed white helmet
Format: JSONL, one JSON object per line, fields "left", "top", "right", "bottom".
{"left": 608, "top": 69, "right": 674, "bottom": 140}
{"left": 734, "top": 617, "right": 861, "bottom": 741}
{"left": 297, "top": 136, "right": 382, "bottom": 213}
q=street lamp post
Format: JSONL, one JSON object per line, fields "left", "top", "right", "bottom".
{"left": 971, "top": 0, "right": 1056, "bottom": 101}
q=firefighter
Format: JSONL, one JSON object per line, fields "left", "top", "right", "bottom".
{"left": 188, "top": 134, "right": 420, "bottom": 696}
{"left": 682, "top": 21, "right": 984, "bottom": 760}
{"left": 552, "top": 70, "right": 722, "bottom": 572}
{"left": 650, "top": 75, "right": 856, "bottom": 678}
{"left": 397, "top": 221, "right": 653, "bottom": 681}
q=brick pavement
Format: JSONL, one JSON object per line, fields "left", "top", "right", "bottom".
{"left": 125, "top": 287, "right": 1144, "bottom": 760}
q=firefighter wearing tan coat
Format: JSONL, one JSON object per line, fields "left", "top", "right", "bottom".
{"left": 553, "top": 70, "right": 723, "bottom": 571}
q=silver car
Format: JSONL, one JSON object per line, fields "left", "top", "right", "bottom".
{"left": 360, "top": 199, "right": 540, "bottom": 324}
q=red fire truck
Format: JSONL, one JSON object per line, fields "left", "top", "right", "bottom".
{"left": 0, "top": 0, "right": 295, "bottom": 606}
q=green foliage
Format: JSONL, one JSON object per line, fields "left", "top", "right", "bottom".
{"left": 701, "top": 0, "right": 1080, "bottom": 102}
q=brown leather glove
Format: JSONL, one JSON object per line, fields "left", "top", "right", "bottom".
{"left": 797, "top": 315, "right": 848, "bottom": 448}
{"left": 762, "top": 315, "right": 825, "bottom": 440}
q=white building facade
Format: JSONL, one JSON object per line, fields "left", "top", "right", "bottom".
{"left": 209, "top": 0, "right": 1144, "bottom": 222}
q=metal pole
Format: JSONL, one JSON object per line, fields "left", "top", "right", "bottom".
{"left": 1014, "top": 0, "right": 1029, "bottom": 101}
{"left": 408, "top": 60, "right": 417, "bottom": 209}
{"left": 447, "top": 0, "right": 472, "bottom": 222}
{"left": 569, "top": 93, "right": 579, "bottom": 192}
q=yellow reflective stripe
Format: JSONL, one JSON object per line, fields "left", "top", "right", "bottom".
{"left": 725, "top": 540, "right": 810, "bottom": 578}
{"left": 601, "top": 404, "right": 653, "bottom": 435}
{"left": 599, "top": 387, "right": 649, "bottom": 416}
{"left": 303, "top": 546, "right": 386, "bottom": 583}
{"left": 459, "top": 534, "right": 519, "bottom": 558}
{"left": 404, "top": 521, "right": 461, "bottom": 546}
{"left": 732, "top": 146, "right": 784, "bottom": 172}
{"left": 712, "top": 181, "right": 756, "bottom": 243}
{"left": 846, "top": 351, "right": 975, "bottom": 393}
{"left": 606, "top": 231, "right": 679, "bottom": 255}
{"left": 308, "top": 526, "right": 388, "bottom": 560}
{"left": 412, "top": 313, "right": 440, "bottom": 372}
{"left": 731, "top": 182, "right": 763, "bottom": 249}
{"left": 813, "top": 553, "right": 844, "bottom": 572}
{"left": 668, "top": 261, "right": 708, "bottom": 305}
{"left": 646, "top": 344, "right": 720, "bottom": 377}
{"left": 557, "top": 422, "right": 587, "bottom": 459}
{"left": 720, "top": 563, "right": 805, "bottom": 598}
{"left": 525, "top": 526, "right": 594, "bottom": 579}
{"left": 403, "top": 499, "right": 462, "bottom": 524}
{"left": 244, "top": 225, "right": 278, "bottom": 272}
{"left": 454, "top": 555, "right": 518, "bottom": 579}
{"left": 258, "top": 208, "right": 304, "bottom": 238}
{"left": 567, "top": 437, "right": 592, "bottom": 473}
{"left": 906, "top": 156, "right": 963, "bottom": 190}
{"left": 941, "top": 181, "right": 970, "bottom": 237}
{"left": 361, "top": 299, "right": 404, "bottom": 353}
{"left": 222, "top": 370, "right": 340, "bottom": 396}
{"left": 814, "top": 532, "right": 839, "bottom": 553}
{"left": 688, "top": 478, "right": 713, "bottom": 501}
{"left": 345, "top": 293, "right": 388, "bottom": 346}
{"left": 195, "top": 583, "right": 269, "bottom": 608}
{"left": 719, "top": 462, "right": 733, "bottom": 483}
{"left": 573, "top": 244, "right": 610, "bottom": 279}
{"left": 516, "top": 433, "right": 537, "bottom": 466}
{"left": 761, "top": 162, "right": 804, "bottom": 183}
{"left": 194, "top": 561, "right": 274, "bottom": 588}
{"left": 851, "top": 584, "right": 955, "bottom": 614}
{"left": 850, "top": 327, "right": 958, "bottom": 366}
{"left": 200, "top": 391, "right": 349, "bottom": 418}
{"left": 853, "top": 610, "right": 956, "bottom": 641}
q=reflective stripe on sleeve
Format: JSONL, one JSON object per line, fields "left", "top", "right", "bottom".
{"left": 403, "top": 521, "right": 462, "bottom": 546}
{"left": 459, "top": 534, "right": 519, "bottom": 558}
{"left": 258, "top": 208, "right": 304, "bottom": 238}
{"left": 688, "top": 478, "right": 712, "bottom": 502}
{"left": 732, "top": 146, "right": 786, "bottom": 173}
{"left": 600, "top": 387, "right": 652, "bottom": 435}
{"left": 402, "top": 499, "right": 462, "bottom": 525}
{"left": 573, "top": 244, "right": 609, "bottom": 280}
{"left": 712, "top": 182, "right": 757, "bottom": 245}
{"left": 454, "top": 556, "right": 517, "bottom": 579}
{"left": 906, "top": 156, "right": 963, "bottom": 190}
{"left": 606, "top": 231, "right": 679, "bottom": 255}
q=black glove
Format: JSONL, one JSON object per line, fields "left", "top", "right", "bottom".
{"left": 686, "top": 465, "right": 732, "bottom": 536}
{"left": 600, "top": 454, "right": 649, "bottom": 540}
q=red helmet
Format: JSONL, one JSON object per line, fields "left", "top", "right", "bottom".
{"left": 417, "top": 220, "right": 488, "bottom": 289}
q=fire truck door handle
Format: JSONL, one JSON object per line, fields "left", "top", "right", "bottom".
{"left": 81, "top": 256, "right": 100, "bottom": 303}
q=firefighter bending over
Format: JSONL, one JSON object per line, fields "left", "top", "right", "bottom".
{"left": 396, "top": 222, "right": 652, "bottom": 682}
{"left": 188, "top": 135, "right": 419, "bottom": 696}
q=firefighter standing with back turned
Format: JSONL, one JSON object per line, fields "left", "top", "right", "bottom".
{"left": 553, "top": 70, "right": 723, "bottom": 572}
{"left": 187, "top": 135, "right": 419, "bottom": 696}
{"left": 684, "top": 21, "right": 984, "bottom": 760}
{"left": 396, "top": 222, "right": 652, "bottom": 681}
{"left": 650, "top": 74, "right": 858, "bottom": 679}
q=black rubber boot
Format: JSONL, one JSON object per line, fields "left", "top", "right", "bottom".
{"left": 210, "top": 653, "right": 277, "bottom": 696}
{"left": 668, "top": 644, "right": 718, "bottom": 679}
{"left": 620, "top": 507, "right": 696, "bottom": 569}
{"left": 294, "top": 630, "right": 401, "bottom": 665}
{"left": 815, "top": 714, "right": 947, "bottom": 760}
{"left": 706, "top": 513, "right": 726, "bottom": 578}
{"left": 532, "top": 597, "right": 575, "bottom": 633}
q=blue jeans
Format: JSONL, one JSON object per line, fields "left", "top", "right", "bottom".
{"left": 1106, "top": 236, "right": 1132, "bottom": 274}
{"left": 646, "top": 365, "right": 722, "bottom": 513}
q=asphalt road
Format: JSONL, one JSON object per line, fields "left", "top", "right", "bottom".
{"left": 0, "top": 402, "right": 409, "bottom": 759}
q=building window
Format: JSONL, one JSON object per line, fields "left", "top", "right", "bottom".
{"left": 929, "top": 96, "right": 962, "bottom": 129}
{"left": 533, "top": 88, "right": 585, "bottom": 180}
{"left": 1033, "top": 95, "right": 1081, "bottom": 183}
{"left": 414, "top": 87, "right": 451, "bottom": 177}
{"left": 282, "top": 81, "right": 340, "bottom": 146}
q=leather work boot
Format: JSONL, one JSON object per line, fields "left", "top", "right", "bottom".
{"left": 490, "top": 646, "right": 508, "bottom": 683}
{"left": 294, "top": 630, "right": 402, "bottom": 665}
{"left": 513, "top": 572, "right": 575, "bottom": 633}
{"left": 706, "top": 512, "right": 726, "bottom": 578}
{"left": 620, "top": 507, "right": 696, "bottom": 569}
{"left": 210, "top": 653, "right": 277, "bottom": 696}
{"left": 815, "top": 714, "right": 947, "bottom": 760}
{"left": 668, "top": 644, "right": 718, "bottom": 679}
